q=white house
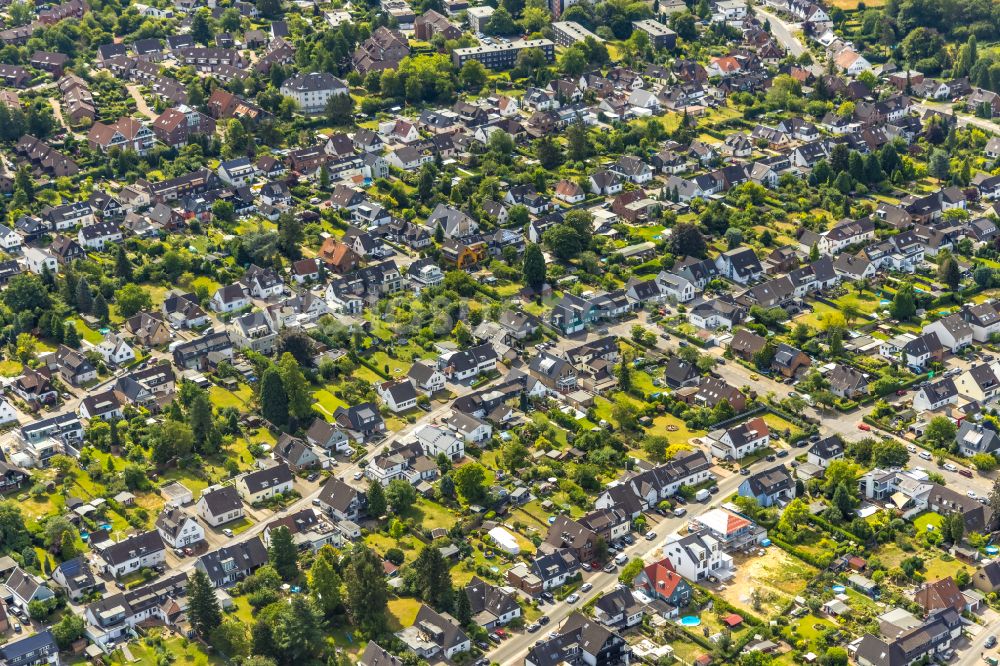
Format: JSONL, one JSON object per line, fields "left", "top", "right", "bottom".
{"left": 211, "top": 284, "right": 251, "bottom": 313}
{"left": 655, "top": 272, "right": 696, "bottom": 302}
{"left": 236, "top": 463, "right": 294, "bottom": 504}
{"left": 0, "top": 398, "right": 17, "bottom": 425}
{"left": 155, "top": 506, "right": 205, "bottom": 548}
{"left": 93, "top": 333, "right": 136, "bottom": 366}
{"left": 377, "top": 379, "right": 418, "bottom": 413}
{"left": 279, "top": 72, "right": 349, "bottom": 114}
{"left": 414, "top": 424, "right": 464, "bottom": 461}
{"left": 95, "top": 531, "right": 166, "bottom": 578}
{"left": 408, "top": 360, "right": 446, "bottom": 395}
{"left": 22, "top": 246, "right": 58, "bottom": 274}
{"left": 923, "top": 314, "right": 974, "bottom": 352}
{"left": 708, "top": 417, "right": 770, "bottom": 461}
{"left": 197, "top": 485, "right": 245, "bottom": 527}
{"left": 662, "top": 532, "right": 734, "bottom": 583}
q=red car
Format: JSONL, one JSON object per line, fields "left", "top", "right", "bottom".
{"left": 896, "top": 389, "right": 907, "bottom": 396}
{"left": 959, "top": 469, "right": 974, "bottom": 478}
{"left": 858, "top": 423, "right": 871, "bottom": 431}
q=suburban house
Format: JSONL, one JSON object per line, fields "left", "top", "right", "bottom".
{"left": 738, "top": 465, "right": 795, "bottom": 507}
{"left": 708, "top": 417, "right": 770, "bottom": 461}
{"left": 236, "top": 463, "right": 294, "bottom": 504}
{"left": 197, "top": 485, "right": 244, "bottom": 527}
{"left": 93, "top": 530, "right": 166, "bottom": 578}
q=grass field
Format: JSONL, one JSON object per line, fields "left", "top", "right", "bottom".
{"left": 66, "top": 317, "right": 104, "bottom": 344}
{"left": 208, "top": 384, "right": 253, "bottom": 410}
{"left": 387, "top": 597, "right": 422, "bottom": 630}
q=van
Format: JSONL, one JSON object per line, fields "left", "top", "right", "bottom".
{"left": 614, "top": 553, "right": 628, "bottom": 565}
{"left": 919, "top": 451, "right": 932, "bottom": 461}
{"left": 695, "top": 488, "right": 711, "bottom": 502}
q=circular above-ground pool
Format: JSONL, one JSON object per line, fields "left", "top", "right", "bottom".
{"left": 986, "top": 546, "right": 999, "bottom": 555}
{"left": 832, "top": 585, "right": 846, "bottom": 593}
{"left": 679, "top": 616, "right": 701, "bottom": 627}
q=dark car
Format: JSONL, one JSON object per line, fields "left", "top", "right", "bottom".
{"left": 776, "top": 450, "right": 789, "bottom": 458}
{"left": 539, "top": 615, "right": 551, "bottom": 625}
{"left": 740, "top": 467, "right": 751, "bottom": 475}
{"left": 673, "top": 495, "right": 687, "bottom": 505}
{"left": 766, "top": 454, "right": 776, "bottom": 462}
{"left": 960, "top": 469, "right": 974, "bottom": 478}
{"left": 986, "top": 636, "right": 997, "bottom": 649}
{"left": 541, "top": 592, "right": 554, "bottom": 603}
{"left": 709, "top": 485, "right": 719, "bottom": 494}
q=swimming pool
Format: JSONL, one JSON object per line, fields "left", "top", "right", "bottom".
{"left": 679, "top": 616, "right": 701, "bottom": 627}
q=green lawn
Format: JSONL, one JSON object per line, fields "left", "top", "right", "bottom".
{"left": 387, "top": 597, "right": 422, "bottom": 631}
{"left": 313, "top": 389, "right": 347, "bottom": 417}
{"left": 111, "top": 633, "right": 224, "bottom": 666}
{"left": 0, "top": 359, "right": 21, "bottom": 376}
{"left": 66, "top": 317, "right": 104, "bottom": 344}
{"left": 409, "top": 498, "right": 456, "bottom": 531}
{"left": 209, "top": 384, "right": 253, "bottom": 410}
{"left": 913, "top": 511, "right": 945, "bottom": 534}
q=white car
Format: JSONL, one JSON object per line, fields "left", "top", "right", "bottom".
{"left": 919, "top": 451, "right": 932, "bottom": 461}
{"left": 353, "top": 471, "right": 364, "bottom": 480}
{"left": 907, "top": 444, "right": 917, "bottom": 453}
{"left": 968, "top": 490, "right": 978, "bottom": 499}
{"left": 580, "top": 583, "right": 592, "bottom": 592}
{"left": 944, "top": 463, "right": 957, "bottom": 472}
{"left": 566, "top": 593, "right": 579, "bottom": 603}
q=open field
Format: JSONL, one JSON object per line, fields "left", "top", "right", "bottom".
{"left": 718, "top": 548, "right": 817, "bottom": 616}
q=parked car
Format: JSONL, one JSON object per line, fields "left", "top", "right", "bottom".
{"left": 603, "top": 562, "right": 616, "bottom": 573}
{"left": 527, "top": 623, "right": 540, "bottom": 633}
{"left": 776, "top": 450, "right": 789, "bottom": 458}
{"left": 944, "top": 463, "right": 957, "bottom": 472}
{"left": 896, "top": 389, "right": 907, "bottom": 396}
{"left": 539, "top": 615, "right": 551, "bottom": 625}
{"left": 766, "top": 454, "right": 776, "bottom": 462}
{"left": 673, "top": 507, "right": 687, "bottom": 517}
{"left": 968, "top": 490, "right": 978, "bottom": 499}
{"left": 353, "top": 471, "right": 364, "bottom": 481}
{"left": 740, "top": 467, "right": 751, "bottom": 475}
{"left": 566, "top": 593, "right": 580, "bottom": 603}
{"left": 960, "top": 469, "right": 974, "bottom": 478}
{"left": 858, "top": 423, "right": 871, "bottom": 431}
{"left": 986, "top": 636, "right": 997, "bottom": 650}
{"left": 581, "top": 583, "right": 592, "bottom": 592}
{"left": 907, "top": 444, "right": 917, "bottom": 453}
{"left": 645, "top": 531, "right": 656, "bottom": 540}
{"left": 581, "top": 562, "right": 592, "bottom": 572}
{"left": 919, "top": 451, "right": 932, "bottom": 461}
{"left": 222, "top": 528, "right": 234, "bottom": 537}
{"left": 541, "top": 592, "right": 554, "bottom": 603}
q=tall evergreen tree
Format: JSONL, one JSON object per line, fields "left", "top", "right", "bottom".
{"left": 345, "top": 543, "right": 389, "bottom": 636}
{"left": 93, "top": 293, "right": 109, "bottom": 322}
{"left": 259, "top": 366, "right": 288, "bottom": 427}
{"left": 268, "top": 525, "right": 299, "bottom": 581}
{"left": 277, "top": 353, "right": 312, "bottom": 422}
{"left": 188, "top": 569, "right": 223, "bottom": 637}
{"left": 188, "top": 392, "right": 219, "bottom": 454}
{"left": 367, "top": 479, "right": 386, "bottom": 518}
{"left": 115, "top": 245, "right": 133, "bottom": 281}
{"left": 310, "top": 549, "right": 342, "bottom": 618}
{"left": 411, "top": 545, "right": 453, "bottom": 611}
{"left": 522, "top": 243, "right": 546, "bottom": 291}
{"left": 75, "top": 278, "right": 92, "bottom": 314}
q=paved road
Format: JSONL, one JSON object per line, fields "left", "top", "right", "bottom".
{"left": 753, "top": 6, "right": 804, "bottom": 57}
{"left": 959, "top": 607, "right": 1000, "bottom": 666}
{"left": 912, "top": 101, "right": 999, "bottom": 134}
{"left": 127, "top": 84, "right": 157, "bottom": 121}
{"left": 487, "top": 455, "right": 771, "bottom": 665}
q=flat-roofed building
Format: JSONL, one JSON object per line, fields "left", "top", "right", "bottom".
{"left": 551, "top": 21, "right": 602, "bottom": 47}
{"left": 452, "top": 39, "right": 555, "bottom": 70}
{"left": 633, "top": 19, "right": 677, "bottom": 49}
